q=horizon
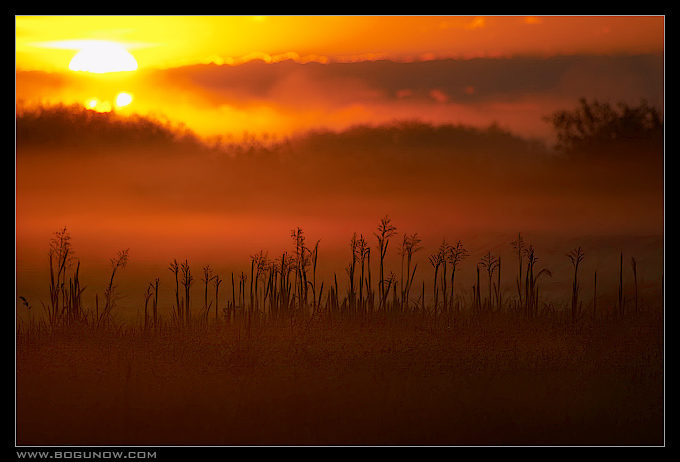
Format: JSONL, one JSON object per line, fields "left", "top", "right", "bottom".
{"left": 15, "top": 16, "right": 665, "bottom": 448}
{"left": 16, "top": 16, "right": 665, "bottom": 320}
{"left": 16, "top": 16, "right": 664, "bottom": 144}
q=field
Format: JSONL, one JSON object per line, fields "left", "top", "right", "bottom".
{"left": 15, "top": 16, "right": 665, "bottom": 449}
{"left": 15, "top": 216, "right": 665, "bottom": 447}
{"left": 14, "top": 73, "right": 665, "bottom": 449}
{"left": 16, "top": 299, "right": 664, "bottom": 446}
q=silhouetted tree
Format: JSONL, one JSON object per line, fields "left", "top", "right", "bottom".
{"left": 544, "top": 98, "right": 663, "bottom": 159}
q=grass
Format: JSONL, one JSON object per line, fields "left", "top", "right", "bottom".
{"left": 16, "top": 311, "right": 663, "bottom": 446}
{"left": 15, "top": 225, "right": 665, "bottom": 446}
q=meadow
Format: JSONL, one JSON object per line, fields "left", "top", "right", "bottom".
{"left": 15, "top": 102, "right": 664, "bottom": 446}
{"left": 15, "top": 224, "right": 664, "bottom": 446}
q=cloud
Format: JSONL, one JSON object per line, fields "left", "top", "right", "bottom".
{"left": 162, "top": 54, "right": 663, "bottom": 106}
{"left": 16, "top": 54, "right": 663, "bottom": 146}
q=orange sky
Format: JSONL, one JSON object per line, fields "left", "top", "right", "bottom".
{"left": 16, "top": 16, "right": 664, "bottom": 71}
{"left": 15, "top": 16, "right": 665, "bottom": 142}
{"left": 15, "top": 16, "right": 665, "bottom": 317}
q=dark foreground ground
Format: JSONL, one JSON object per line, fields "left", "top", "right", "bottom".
{"left": 16, "top": 311, "right": 664, "bottom": 446}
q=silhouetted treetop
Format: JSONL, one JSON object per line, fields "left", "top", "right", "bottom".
{"left": 290, "top": 120, "right": 547, "bottom": 162}
{"left": 16, "top": 102, "right": 203, "bottom": 151}
{"left": 544, "top": 98, "right": 663, "bottom": 159}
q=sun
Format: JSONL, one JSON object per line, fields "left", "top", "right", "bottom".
{"left": 115, "top": 92, "right": 134, "bottom": 108}
{"left": 69, "top": 41, "right": 138, "bottom": 73}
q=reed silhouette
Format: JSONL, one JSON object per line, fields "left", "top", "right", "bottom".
{"left": 15, "top": 97, "right": 664, "bottom": 446}
{"left": 568, "top": 247, "right": 586, "bottom": 324}
{"left": 21, "top": 221, "right": 661, "bottom": 332}
{"left": 15, "top": 213, "right": 664, "bottom": 447}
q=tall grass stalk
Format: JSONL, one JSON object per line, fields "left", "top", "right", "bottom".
{"left": 399, "top": 233, "right": 422, "bottom": 314}
{"left": 214, "top": 274, "right": 222, "bottom": 323}
{"left": 249, "top": 260, "right": 254, "bottom": 327}
{"left": 99, "top": 248, "right": 129, "bottom": 328}
{"left": 447, "top": 240, "right": 469, "bottom": 320}
{"left": 511, "top": 233, "right": 526, "bottom": 310}
{"left": 358, "top": 235, "right": 370, "bottom": 317}
{"left": 347, "top": 233, "right": 358, "bottom": 318}
{"left": 480, "top": 252, "right": 499, "bottom": 312}
{"left": 277, "top": 252, "right": 293, "bottom": 319}
{"left": 230, "top": 272, "right": 236, "bottom": 323}
{"left": 375, "top": 216, "right": 397, "bottom": 315}
{"left": 65, "top": 261, "right": 85, "bottom": 325}
{"left": 152, "top": 278, "right": 159, "bottom": 330}
{"left": 143, "top": 285, "right": 152, "bottom": 331}
{"left": 47, "top": 227, "right": 74, "bottom": 327}
{"left": 291, "top": 228, "right": 311, "bottom": 316}
{"left": 429, "top": 250, "right": 443, "bottom": 323}
{"left": 496, "top": 256, "right": 502, "bottom": 313}
{"left": 239, "top": 271, "right": 247, "bottom": 321}
{"left": 180, "top": 260, "right": 193, "bottom": 327}
{"left": 383, "top": 271, "right": 396, "bottom": 316}
{"left": 251, "top": 251, "right": 269, "bottom": 320}
{"left": 168, "top": 260, "right": 181, "bottom": 323}
{"left": 202, "top": 265, "right": 215, "bottom": 321}
{"left": 523, "top": 245, "right": 551, "bottom": 319}
{"left": 310, "top": 239, "right": 320, "bottom": 312}
{"left": 568, "top": 247, "right": 585, "bottom": 324}
{"left": 438, "top": 240, "right": 450, "bottom": 319}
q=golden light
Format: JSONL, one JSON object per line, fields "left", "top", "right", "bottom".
{"left": 115, "top": 92, "right": 134, "bottom": 108}
{"left": 69, "top": 41, "right": 138, "bottom": 73}
{"left": 85, "top": 97, "right": 100, "bottom": 110}
{"left": 85, "top": 97, "right": 112, "bottom": 113}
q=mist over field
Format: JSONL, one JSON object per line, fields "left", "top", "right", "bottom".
{"left": 15, "top": 122, "right": 665, "bottom": 443}
{"left": 15, "top": 45, "right": 664, "bottom": 447}
{"left": 14, "top": 15, "right": 673, "bottom": 448}
{"left": 16, "top": 96, "right": 663, "bottom": 324}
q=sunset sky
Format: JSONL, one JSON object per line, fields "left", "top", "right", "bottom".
{"left": 16, "top": 16, "right": 665, "bottom": 71}
{"left": 15, "top": 16, "right": 665, "bottom": 313}
{"left": 14, "top": 19, "right": 666, "bottom": 452}
{"left": 16, "top": 16, "right": 665, "bottom": 141}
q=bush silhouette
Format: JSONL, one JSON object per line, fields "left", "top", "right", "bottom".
{"left": 544, "top": 98, "right": 663, "bottom": 160}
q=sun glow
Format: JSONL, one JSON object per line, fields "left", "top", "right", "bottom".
{"left": 69, "top": 41, "right": 138, "bottom": 73}
{"left": 115, "top": 92, "right": 134, "bottom": 108}
{"left": 85, "top": 98, "right": 99, "bottom": 110}
{"left": 83, "top": 92, "right": 134, "bottom": 112}
{"left": 84, "top": 97, "right": 112, "bottom": 113}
